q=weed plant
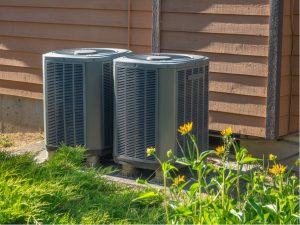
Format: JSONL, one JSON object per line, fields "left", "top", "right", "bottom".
{"left": 0, "top": 134, "right": 14, "bottom": 148}
{"left": 136, "top": 124, "right": 300, "bottom": 224}
{"left": 0, "top": 146, "right": 162, "bottom": 224}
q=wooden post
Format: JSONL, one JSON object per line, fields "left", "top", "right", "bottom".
{"left": 152, "top": 0, "right": 161, "bottom": 53}
{"left": 266, "top": 0, "right": 284, "bottom": 140}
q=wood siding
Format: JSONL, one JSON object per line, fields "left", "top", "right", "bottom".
{"left": 279, "top": 0, "right": 299, "bottom": 136}
{"left": 0, "top": 0, "right": 298, "bottom": 137}
{"left": 160, "top": 0, "right": 270, "bottom": 137}
{"left": 0, "top": 0, "right": 152, "bottom": 99}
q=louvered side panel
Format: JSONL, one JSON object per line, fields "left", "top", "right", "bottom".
{"left": 55, "top": 63, "right": 65, "bottom": 145}
{"left": 45, "top": 61, "right": 85, "bottom": 147}
{"left": 103, "top": 62, "right": 113, "bottom": 147}
{"left": 45, "top": 61, "right": 56, "bottom": 146}
{"left": 177, "top": 65, "right": 208, "bottom": 157}
{"left": 202, "top": 65, "right": 209, "bottom": 150}
{"left": 73, "top": 63, "right": 85, "bottom": 146}
{"left": 177, "top": 70, "right": 186, "bottom": 157}
{"left": 64, "top": 63, "right": 74, "bottom": 145}
{"left": 115, "top": 66, "right": 157, "bottom": 162}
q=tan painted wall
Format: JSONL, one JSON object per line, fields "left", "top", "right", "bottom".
{"left": 160, "top": 0, "right": 270, "bottom": 137}
{"left": 0, "top": 0, "right": 152, "bottom": 100}
{"left": 279, "top": 0, "right": 299, "bottom": 136}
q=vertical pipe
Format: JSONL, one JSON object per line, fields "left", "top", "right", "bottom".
{"left": 152, "top": 0, "right": 161, "bottom": 53}
{"left": 127, "top": 0, "right": 131, "bottom": 49}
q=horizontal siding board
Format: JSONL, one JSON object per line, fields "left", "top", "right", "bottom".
{"left": 209, "top": 111, "right": 266, "bottom": 137}
{"left": 0, "top": 50, "right": 41, "bottom": 69}
{"left": 209, "top": 92, "right": 266, "bottom": 117}
{"left": 161, "top": 13, "right": 269, "bottom": 36}
{"left": 0, "top": 7, "right": 152, "bottom": 29}
{"left": 0, "top": 0, "right": 152, "bottom": 11}
{"left": 210, "top": 73, "right": 267, "bottom": 97}
{"left": 162, "top": 0, "right": 270, "bottom": 16}
{"left": 162, "top": 49, "right": 268, "bottom": 77}
{"left": 0, "top": 36, "right": 128, "bottom": 53}
{"left": 161, "top": 31, "right": 268, "bottom": 56}
{"left": 0, "top": 65, "right": 41, "bottom": 84}
{"left": 0, "top": 22, "right": 151, "bottom": 46}
{"left": 0, "top": 79, "right": 42, "bottom": 99}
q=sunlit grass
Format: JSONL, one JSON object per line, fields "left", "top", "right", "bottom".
{"left": 0, "top": 146, "right": 163, "bottom": 224}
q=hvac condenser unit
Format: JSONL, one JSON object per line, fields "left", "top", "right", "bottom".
{"left": 114, "top": 53, "right": 209, "bottom": 169}
{"left": 43, "top": 48, "right": 131, "bottom": 156}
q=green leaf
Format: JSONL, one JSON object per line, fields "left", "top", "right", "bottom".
{"left": 162, "top": 162, "right": 178, "bottom": 172}
{"left": 263, "top": 204, "right": 278, "bottom": 216}
{"left": 230, "top": 209, "right": 243, "bottom": 222}
{"left": 175, "top": 157, "right": 191, "bottom": 166}
{"left": 199, "top": 150, "right": 214, "bottom": 162}
{"left": 189, "top": 182, "right": 200, "bottom": 197}
{"left": 173, "top": 205, "right": 193, "bottom": 217}
{"left": 177, "top": 180, "right": 190, "bottom": 192}
{"left": 132, "top": 191, "right": 162, "bottom": 205}
{"left": 247, "top": 198, "right": 264, "bottom": 220}
{"left": 292, "top": 213, "right": 300, "bottom": 219}
{"left": 240, "top": 157, "right": 259, "bottom": 164}
{"left": 135, "top": 178, "right": 148, "bottom": 185}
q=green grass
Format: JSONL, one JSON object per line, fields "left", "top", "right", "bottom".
{"left": 0, "top": 146, "right": 163, "bottom": 224}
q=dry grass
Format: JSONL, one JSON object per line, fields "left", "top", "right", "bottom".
{"left": 0, "top": 132, "right": 43, "bottom": 151}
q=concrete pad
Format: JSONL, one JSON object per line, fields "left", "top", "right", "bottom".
{"left": 240, "top": 133, "right": 299, "bottom": 167}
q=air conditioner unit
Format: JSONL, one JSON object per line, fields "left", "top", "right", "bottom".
{"left": 43, "top": 48, "right": 131, "bottom": 157}
{"left": 113, "top": 53, "right": 209, "bottom": 169}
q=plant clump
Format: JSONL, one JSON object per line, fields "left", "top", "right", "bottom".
{"left": 0, "top": 134, "right": 14, "bottom": 148}
{"left": 135, "top": 124, "right": 300, "bottom": 224}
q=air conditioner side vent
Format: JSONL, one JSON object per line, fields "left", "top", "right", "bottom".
{"left": 45, "top": 61, "right": 85, "bottom": 147}
{"left": 103, "top": 62, "right": 113, "bottom": 147}
{"left": 115, "top": 66, "right": 157, "bottom": 161}
{"left": 177, "top": 65, "right": 207, "bottom": 157}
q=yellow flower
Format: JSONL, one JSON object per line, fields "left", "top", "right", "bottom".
{"left": 178, "top": 122, "right": 193, "bottom": 135}
{"left": 215, "top": 146, "right": 225, "bottom": 155}
{"left": 269, "top": 154, "right": 277, "bottom": 161}
{"left": 221, "top": 127, "right": 233, "bottom": 137}
{"left": 269, "top": 164, "right": 286, "bottom": 175}
{"left": 146, "top": 147, "right": 156, "bottom": 156}
{"left": 172, "top": 175, "right": 185, "bottom": 186}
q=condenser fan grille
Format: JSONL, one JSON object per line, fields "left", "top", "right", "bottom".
{"left": 115, "top": 67, "right": 157, "bottom": 161}
{"left": 177, "top": 65, "right": 208, "bottom": 157}
{"left": 45, "top": 62, "right": 85, "bottom": 147}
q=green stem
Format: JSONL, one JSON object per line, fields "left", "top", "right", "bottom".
{"left": 237, "top": 164, "right": 241, "bottom": 209}
{"left": 222, "top": 158, "right": 226, "bottom": 223}
{"left": 198, "top": 169, "right": 202, "bottom": 225}
{"left": 163, "top": 171, "right": 170, "bottom": 224}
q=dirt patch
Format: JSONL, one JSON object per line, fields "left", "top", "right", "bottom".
{"left": 0, "top": 132, "right": 44, "bottom": 152}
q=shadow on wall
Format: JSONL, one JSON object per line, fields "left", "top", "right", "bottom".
{"left": 160, "top": 0, "right": 270, "bottom": 137}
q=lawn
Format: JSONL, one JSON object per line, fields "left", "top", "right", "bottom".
{"left": 0, "top": 146, "right": 163, "bottom": 224}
